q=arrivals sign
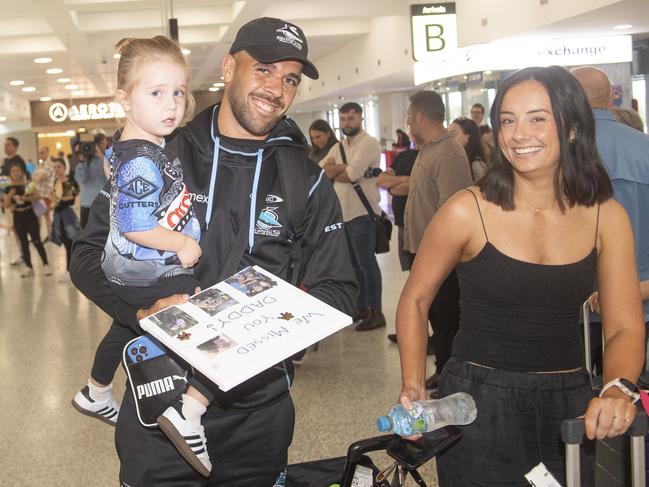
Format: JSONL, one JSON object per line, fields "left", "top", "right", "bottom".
{"left": 414, "top": 35, "right": 633, "bottom": 85}
{"left": 48, "top": 101, "right": 125, "bottom": 123}
{"left": 410, "top": 3, "right": 458, "bottom": 62}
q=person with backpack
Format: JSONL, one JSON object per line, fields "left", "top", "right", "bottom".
{"left": 70, "top": 17, "right": 357, "bottom": 486}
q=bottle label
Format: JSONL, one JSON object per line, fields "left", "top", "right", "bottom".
{"left": 408, "top": 403, "right": 427, "bottom": 432}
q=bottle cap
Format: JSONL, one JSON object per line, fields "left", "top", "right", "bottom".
{"left": 376, "top": 415, "right": 392, "bottom": 432}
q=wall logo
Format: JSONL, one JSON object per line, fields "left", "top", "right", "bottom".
{"left": 255, "top": 206, "right": 283, "bottom": 237}
{"left": 119, "top": 176, "right": 158, "bottom": 200}
{"left": 276, "top": 25, "right": 303, "bottom": 51}
{"left": 48, "top": 103, "right": 68, "bottom": 123}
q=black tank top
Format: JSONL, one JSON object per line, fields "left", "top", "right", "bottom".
{"left": 452, "top": 190, "right": 598, "bottom": 371}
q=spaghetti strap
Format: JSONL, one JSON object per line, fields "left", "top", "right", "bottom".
{"left": 594, "top": 203, "right": 600, "bottom": 247}
{"left": 464, "top": 188, "right": 489, "bottom": 242}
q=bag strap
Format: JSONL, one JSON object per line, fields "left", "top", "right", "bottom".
{"left": 339, "top": 143, "right": 379, "bottom": 223}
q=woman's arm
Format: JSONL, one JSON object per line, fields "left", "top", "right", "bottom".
{"left": 396, "top": 190, "right": 478, "bottom": 408}
{"left": 584, "top": 199, "right": 645, "bottom": 440}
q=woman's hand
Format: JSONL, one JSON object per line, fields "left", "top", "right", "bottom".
{"left": 587, "top": 291, "right": 600, "bottom": 314}
{"left": 583, "top": 389, "right": 637, "bottom": 440}
{"left": 398, "top": 384, "right": 428, "bottom": 440}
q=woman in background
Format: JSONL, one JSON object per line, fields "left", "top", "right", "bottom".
{"left": 51, "top": 158, "right": 80, "bottom": 281}
{"left": 308, "top": 119, "right": 339, "bottom": 164}
{"left": 448, "top": 117, "right": 487, "bottom": 182}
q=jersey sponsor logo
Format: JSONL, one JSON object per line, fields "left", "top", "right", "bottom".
{"left": 135, "top": 373, "right": 187, "bottom": 400}
{"left": 255, "top": 206, "right": 283, "bottom": 237}
{"left": 188, "top": 192, "right": 209, "bottom": 204}
{"left": 119, "top": 176, "right": 158, "bottom": 200}
{"left": 266, "top": 194, "right": 283, "bottom": 203}
{"left": 324, "top": 222, "right": 343, "bottom": 233}
{"left": 157, "top": 185, "right": 192, "bottom": 231}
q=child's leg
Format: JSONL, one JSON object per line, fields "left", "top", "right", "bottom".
{"left": 72, "top": 322, "right": 137, "bottom": 426}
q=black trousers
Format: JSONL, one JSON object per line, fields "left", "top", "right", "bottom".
{"left": 13, "top": 209, "right": 48, "bottom": 268}
{"left": 116, "top": 390, "right": 295, "bottom": 486}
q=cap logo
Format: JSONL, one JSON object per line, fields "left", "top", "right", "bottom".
{"left": 275, "top": 24, "right": 303, "bottom": 51}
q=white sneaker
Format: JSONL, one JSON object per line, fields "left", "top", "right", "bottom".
{"left": 20, "top": 266, "right": 35, "bottom": 278}
{"left": 157, "top": 401, "right": 212, "bottom": 477}
{"left": 71, "top": 386, "right": 120, "bottom": 426}
{"left": 10, "top": 256, "right": 24, "bottom": 266}
{"left": 42, "top": 264, "right": 52, "bottom": 276}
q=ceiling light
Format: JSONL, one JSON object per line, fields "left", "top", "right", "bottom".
{"left": 613, "top": 24, "right": 632, "bottom": 30}
{"left": 71, "top": 90, "right": 84, "bottom": 96}
{"left": 65, "top": 84, "right": 78, "bottom": 90}
{"left": 485, "top": 70, "right": 492, "bottom": 75}
{"left": 57, "top": 77, "right": 71, "bottom": 83}
{"left": 9, "top": 80, "right": 24, "bottom": 86}
{"left": 113, "top": 53, "right": 121, "bottom": 59}
{"left": 40, "top": 96, "right": 52, "bottom": 102}
{"left": 22, "top": 86, "right": 36, "bottom": 92}
{"left": 46, "top": 68, "right": 63, "bottom": 74}
{"left": 34, "top": 57, "right": 52, "bottom": 64}
{"left": 209, "top": 87, "right": 220, "bottom": 92}
{"left": 0, "top": 116, "right": 6, "bottom": 122}
{"left": 213, "top": 82, "right": 225, "bottom": 87}
{"left": 181, "top": 48, "right": 191, "bottom": 55}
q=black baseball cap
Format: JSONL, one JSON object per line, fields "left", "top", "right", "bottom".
{"left": 229, "top": 17, "right": 319, "bottom": 80}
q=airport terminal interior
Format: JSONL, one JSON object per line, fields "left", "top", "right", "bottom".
{"left": 1, "top": 0, "right": 649, "bottom": 485}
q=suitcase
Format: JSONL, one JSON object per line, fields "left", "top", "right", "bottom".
{"left": 561, "top": 411, "right": 647, "bottom": 487}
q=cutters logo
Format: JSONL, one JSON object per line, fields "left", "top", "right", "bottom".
{"left": 276, "top": 25, "right": 303, "bottom": 51}
{"left": 119, "top": 176, "right": 157, "bottom": 200}
{"left": 255, "top": 206, "right": 283, "bottom": 237}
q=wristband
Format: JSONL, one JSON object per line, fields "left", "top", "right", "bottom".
{"left": 599, "top": 377, "right": 640, "bottom": 403}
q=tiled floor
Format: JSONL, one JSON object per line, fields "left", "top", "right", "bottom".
{"left": 0, "top": 222, "right": 439, "bottom": 486}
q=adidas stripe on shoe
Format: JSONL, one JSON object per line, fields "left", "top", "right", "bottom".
{"left": 71, "top": 385, "right": 120, "bottom": 426}
{"left": 157, "top": 402, "right": 212, "bottom": 478}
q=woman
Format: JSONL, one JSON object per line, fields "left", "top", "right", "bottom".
{"left": 395, "top": 66, "right": 644, "bottom": 485}
{"left": 3, "top": 165, "right": 50, "bottom": 277}
{"left": 308, "top": 119, "right": 338, "bottom": 163}
{"left": 479, "top": 124, "right": 494, "bottom": 164}
{"left": 448, "top": 117, "right": 487, "bottom": 182}
{"left": 50, "top": 158, "right": 80, "bottom": 281}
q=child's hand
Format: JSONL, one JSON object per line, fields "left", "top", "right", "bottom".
{"left": 177, "top": 236, "right": 202, "bottom": 268}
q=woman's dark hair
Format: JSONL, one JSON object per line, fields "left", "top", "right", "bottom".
{"left": 395, "top": 129, "right": 410, "bottom": 148}
{"left": 451, "top": 117, "right": 485, "bottom": 180}
{"left": 480, "top": 65, "right": 612, "bottom": 211}
{"left": 308, "top": 119, "right": 338, "bottom": 157}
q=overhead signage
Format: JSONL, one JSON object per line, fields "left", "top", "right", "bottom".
{"left": 414, "top": 35, "right": 633, "bottom": 85}
{"left": 410, "top": 3, "right": 458, "bottom": 62}
{"left": 48, "top": 101, "right": 125, "bottom": 123}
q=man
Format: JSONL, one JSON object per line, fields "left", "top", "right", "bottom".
{"left": 572, "top": 66, "right": 649, "bottom": 382}
{"left": 70, "top": 17, "right": 357, "bottom": 486}
{"left": 321, "top": 102, "right": 385, "bottom": 331}
{"left": 403, "top": 90, "right": 472, "bottom": 395}
{"left": 470, "top": 103, "right": 485, "bottom": 126}
{"left": 73, "top": 133, "right": 108, "bottom": 227}
{"left": 1, "top": 137, "right": 27, "bottom": 177}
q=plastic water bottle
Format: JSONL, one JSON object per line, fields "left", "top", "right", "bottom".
{"left": 376, "top": 392, "right": 477, "bottom": 437}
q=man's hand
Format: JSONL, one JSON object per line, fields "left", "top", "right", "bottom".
{"left": 136, "top": 293, "right": 192, "bottom": 321}
{"left": 177, "top": 236, "right": 202, "bottom": 268}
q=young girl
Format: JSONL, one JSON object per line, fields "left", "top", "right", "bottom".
{"left": 50, "top": 158, "right": 80, "bottom": 281}
{"left": 72, "top": 36, "right": 213, "bottom": 477}
{"left": 3, "top": 165, "right": 51, "bottom": 277}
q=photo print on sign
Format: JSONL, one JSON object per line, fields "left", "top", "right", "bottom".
{"left": 190, "top": 288, "right": 239, "bottom": 316}
{"left": 149, "top": 306, "right": 199, "bottom": 338}
{"left": 225, "top": 266, "right": 278, "bottom": 297}
{"left": 196, "top": 334, "right": 238, "bottom": 357}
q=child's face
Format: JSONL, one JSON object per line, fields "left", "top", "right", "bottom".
{"left": 120, "top": 58, "right": 188, "bottom": 145}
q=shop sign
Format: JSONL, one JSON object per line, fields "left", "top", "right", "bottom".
{"left": 410, "top": 3, "right": 458, "bottom": 62}
{"left": 48, "top": 101, "right": 125, "bottom": 123}
{"left": 414, "top": 35, "right": 632, "bottom": 85}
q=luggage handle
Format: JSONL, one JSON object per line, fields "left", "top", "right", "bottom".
{"left": 561, "top": 411, "right": 647, "bottom": 487}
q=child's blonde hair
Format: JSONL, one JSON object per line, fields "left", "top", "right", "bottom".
{"left": 115, "top": 35, "right": 195, "bottom": 122}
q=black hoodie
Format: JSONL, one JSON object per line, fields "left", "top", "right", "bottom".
{"left": 71, "top": 104, "right": 358, "bottom": 411}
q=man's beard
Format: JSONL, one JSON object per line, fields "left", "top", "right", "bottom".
{"left": 342, "top": 126, "right": 361, "bottom": 137}
{"left": 228, "top": 86, "right": 285, "bottom": 137}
